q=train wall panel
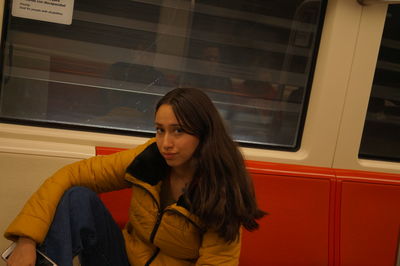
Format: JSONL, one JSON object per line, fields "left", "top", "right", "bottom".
{"left": 239, "top": 172, "right": 332, "bottom": 266}
{"left": 335, "top": 169, "right": 400, "bottom": 266}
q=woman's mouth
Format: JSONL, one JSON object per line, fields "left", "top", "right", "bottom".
{"left": 162, "top": 153, "right": 176, "bottom": 160}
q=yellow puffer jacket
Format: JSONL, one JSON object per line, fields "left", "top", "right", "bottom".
{"left": 4, "top": 138, "right": 241, "bottom": 265}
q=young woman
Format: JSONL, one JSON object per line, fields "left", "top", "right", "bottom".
{"left": 4, "top": 88, "right": 266, "bottom": 266}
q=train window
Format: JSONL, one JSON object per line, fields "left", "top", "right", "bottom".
{"left": 0, "top": 0, "right": 326, "bottom": 149}
{"left": 359, "top": 4, "right": 400, "bottom": 162}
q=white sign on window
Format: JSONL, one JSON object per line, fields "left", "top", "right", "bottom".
{"left": 12, "top": 0, "right": 74, "bottom": 25}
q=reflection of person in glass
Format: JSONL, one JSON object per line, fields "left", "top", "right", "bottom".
{"left": 100, "top": 42, "right": 166, "bottom": 128}
{"left": 4, "top": 88, "right": 266, "bottom": 266}
{"left": 181, "top": 45, "right": 232, "bottom": 93}
{"left": 109, "top": 42, "right": 166, "bottom": 86}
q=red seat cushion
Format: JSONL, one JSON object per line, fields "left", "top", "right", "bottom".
{"left": 99, "top": 188, "right": 132, "bottom": 228}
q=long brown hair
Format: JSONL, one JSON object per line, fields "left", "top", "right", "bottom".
{"left": 156, "top": 88, "right": 266, "bottom": 242}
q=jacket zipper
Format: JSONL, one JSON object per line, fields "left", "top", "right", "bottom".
{"left": 132, "top": 183, "right": 202, "bottom": 265}
{"left": 132, "top": 183, "right": 163, "bottom": 265}
{"left": 165, "top": 208, "right": 203, "bottom": 231}
{"left": 131, "top": 183, "right": 160, "bottom": 209}
{"left": 144, "top": 248, "right": 160, "bottom": 266}
{"left": 149, "top": 210, "right": 165, "bottom": 243}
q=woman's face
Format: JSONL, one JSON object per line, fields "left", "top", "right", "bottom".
{"left": 155, "top": 104, "right": 200, "bottom": 172}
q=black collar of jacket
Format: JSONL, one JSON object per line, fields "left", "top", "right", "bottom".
{"left": 126, "top": 142, "right": 168, "bottom": 186}
{"left": 126, "top": 142, "right": 191, "bottom": 210}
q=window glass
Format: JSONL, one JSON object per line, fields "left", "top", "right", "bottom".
{"left": 359, "top": 4, "right": 400, "bottom": 162}
{"left": 0, "top": 0, "right": 326, "bottom": 149}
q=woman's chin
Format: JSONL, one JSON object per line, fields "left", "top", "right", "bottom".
{"left": 164, "top": 159, "right": 178, "bottom": 167}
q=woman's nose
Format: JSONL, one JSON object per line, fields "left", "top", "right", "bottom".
{"left": 163, "top": 134, "right": 173, "bottom": 149}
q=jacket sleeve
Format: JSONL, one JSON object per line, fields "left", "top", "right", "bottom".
{"left": 3, "top": 140, "right": 150, "bottom": 244}
{"left": 195, "top": 229, "right": 241, "bottom": 266}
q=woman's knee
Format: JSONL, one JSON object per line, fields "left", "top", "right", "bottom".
{"left": 62, "top": 186, "right": 98, "bottom": 204}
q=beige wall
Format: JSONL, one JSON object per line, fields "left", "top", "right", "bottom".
{"left": 0, "top": 124, "right": 144, "bottom": 260}
{"left": 0, "top": 153, "right": 84, "bottom": 255}
{"left": 0, "top": 0, "right": 3, "bottom": 39}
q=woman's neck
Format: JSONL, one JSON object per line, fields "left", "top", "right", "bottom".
{"left": 170, "top": 160, "right": 196, "bottom": 181}
{"left": 168, "top": 167, "right": 194, "bottom": 200}
{"left": 170, "top": 167, "right": 193, "bottom": 182}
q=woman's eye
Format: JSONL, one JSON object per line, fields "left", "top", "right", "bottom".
{"left": 175, "top": 128, "right": 183, "bottom": 133}
{"left": 156, "top": 128, "right": 163, "bottom": 134}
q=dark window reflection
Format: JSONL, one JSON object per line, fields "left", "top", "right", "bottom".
{"left": 0, "top": 0, "right": 326, "bottom": 149}
{"left": 359, "top": 5, "right": 400, "bottom": 162}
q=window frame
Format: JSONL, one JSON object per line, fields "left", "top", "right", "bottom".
{"left": 0, "top": 0, "right": 328, "bottom": 151}
{"left": 0, "top": 0, "right": 398, "bottom": 174}
{"left": 332, "top": 2, "right": 400, "bottom": 173}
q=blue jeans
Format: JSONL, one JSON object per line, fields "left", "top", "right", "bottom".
{"left": 39, "top": 187, "right": 131, "bottom": 266}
